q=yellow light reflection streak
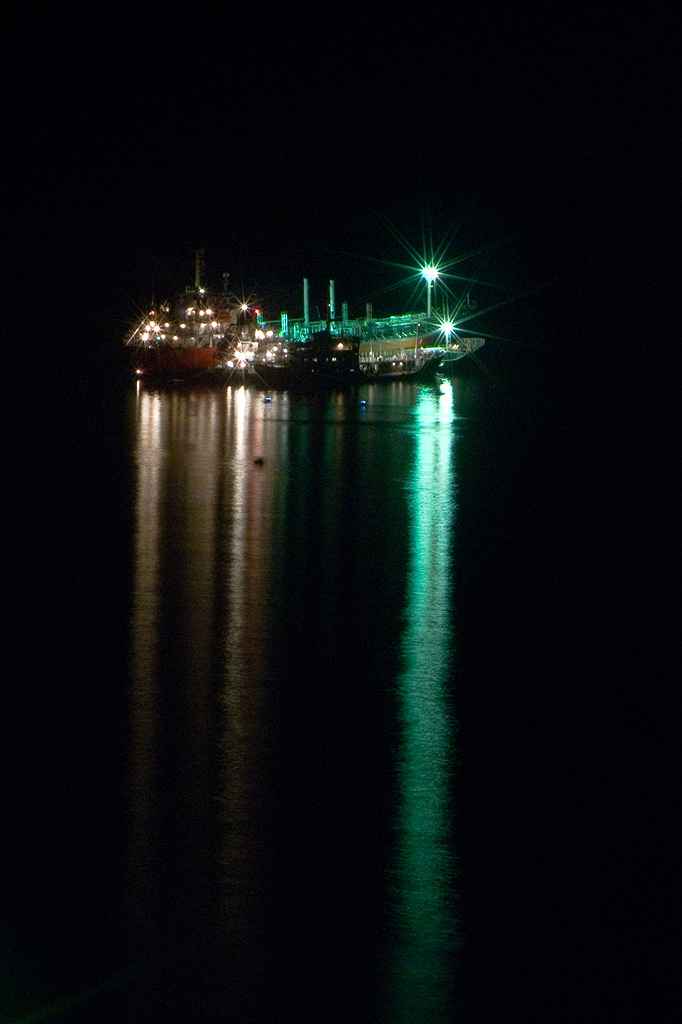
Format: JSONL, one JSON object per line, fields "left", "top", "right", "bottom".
{"left": 128, "top": 389, "right": 163, "bottom": 922}
{"left": 218, "top": 385, "right": 271, "bottom": 994}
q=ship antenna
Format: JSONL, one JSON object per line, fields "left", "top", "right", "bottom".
{"left": 194, "top": 249, "right": 204, "bottom": 291}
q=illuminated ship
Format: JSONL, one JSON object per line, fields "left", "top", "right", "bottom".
{"left": 124, "top": 252, "right": 256, "bottom": 378}
{"left": 252, "top": 279, "right": 481, "bottom": 384}
{"left": 126, "top": 264, "right": 485, "bottom": 384}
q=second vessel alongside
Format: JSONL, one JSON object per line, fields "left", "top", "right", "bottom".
{"left": 246, "top": 328, "right": 363, "bottom": 388}
{"left": 248, "top": 279, "right": 450, "bottom": 385}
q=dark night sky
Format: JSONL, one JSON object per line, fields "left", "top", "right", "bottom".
{"left": 10, "top": 12, "right": 666, "bottom": 369}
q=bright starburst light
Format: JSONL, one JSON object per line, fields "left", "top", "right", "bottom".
{"left": 342, "top": 216, "right": 513, "bottom": 331}
{"left": 338, "top": 215, "right": 542, "bottom": 360}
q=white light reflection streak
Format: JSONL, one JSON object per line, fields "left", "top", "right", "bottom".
{"left": 390, "top": 380, "right": 458, "bottom": 1023}
{"left": 219, "top": 384, "right": 270, "bottom": 980}
{"left": 128, "top": 388, "right": 164, "bottom": 922}
{"left": 224, "top": 385, "right": 250, "bottom": 668}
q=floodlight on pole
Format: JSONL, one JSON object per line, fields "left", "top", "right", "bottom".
{"left": 422, "top": 266, "right": 439, "bottom": 316}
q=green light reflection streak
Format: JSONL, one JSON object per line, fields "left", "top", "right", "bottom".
{"left": 389, "top": 380, "right": 458, "bottom": 1023}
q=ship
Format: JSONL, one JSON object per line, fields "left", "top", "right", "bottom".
{"left": 249, "top": 279, "right": 452, "bottom": 386}
{"left": 124, "top": 252, "right": 256, "bottom": 378}
{"left": 126, "top": 264, "right": 484, "bottom": 385}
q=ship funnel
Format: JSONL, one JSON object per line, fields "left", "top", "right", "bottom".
{"left": 303, "top": 278, "right": 310, "bottom": 326}
{"left": 329, "top": 280, "right": 336, "bottom": 322}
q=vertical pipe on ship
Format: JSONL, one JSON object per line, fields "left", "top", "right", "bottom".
{"left": 303, "top": 278, "right": 310, "bottom": 326}
{"left": 329, "top": 280, "right": 336, "bottom": 322}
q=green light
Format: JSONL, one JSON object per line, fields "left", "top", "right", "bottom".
{"left": 388, "top": 382, "right": 458, "bottom": 1021}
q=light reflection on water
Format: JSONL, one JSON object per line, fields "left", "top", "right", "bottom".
{"left": 127, "top": 381, "right": 460, "bottom": 1021}
{"left": 389, "top": 380, "right": 459, "bottom": 1023}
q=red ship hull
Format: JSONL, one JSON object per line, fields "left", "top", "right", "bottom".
{"left": 129, "top": 345, "right": 221, "bottom": 377}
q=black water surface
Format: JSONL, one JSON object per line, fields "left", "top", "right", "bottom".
{"left": 2, "top": 348, "right": 657, "bottom": 1024}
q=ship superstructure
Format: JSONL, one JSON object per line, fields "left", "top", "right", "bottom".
{"left": 124, "top": 252, "right": 257, "bottom": 377}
